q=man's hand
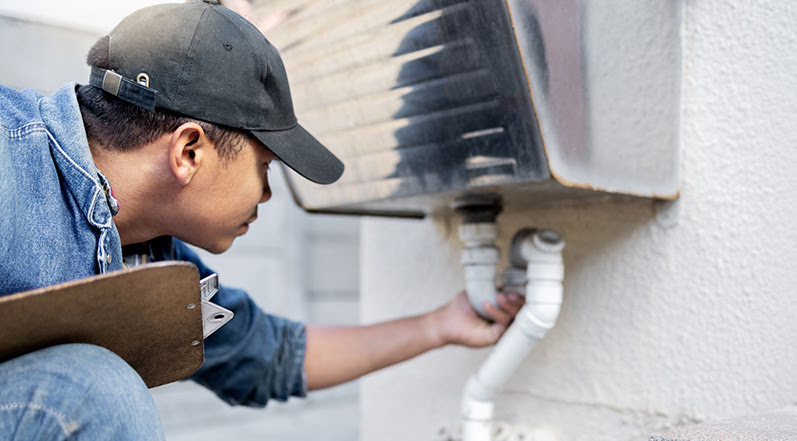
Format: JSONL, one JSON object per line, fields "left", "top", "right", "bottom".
{"left": 426, "top": 291, "right": 525, "bottom": 348}
{"left": 305, "top": 290, "right": 525, "bottom": 390}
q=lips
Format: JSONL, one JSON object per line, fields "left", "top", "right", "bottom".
{"left": 240, "top": 214, "right": 257, "bottom": 231}
{"left": 237, "top": 209, "right": 258, "bottom": 235}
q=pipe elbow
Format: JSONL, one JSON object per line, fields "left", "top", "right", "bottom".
{"left": 463, "top": 375, "right": 496, "bottom": 406}
{"left": 510, "top": 229, "right": 565, "bottom": 268}
{"left": 515, "top": 303, "right": 561, "bottom": 339}
{"left": 459, "top": 222, "right": 500, "bottom": 318}
{"left": 512, "top": 229, "right": 566, "bottom": 336}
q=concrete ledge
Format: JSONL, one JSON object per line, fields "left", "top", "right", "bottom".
{"left": 650, "top": 406, "right": 797, "bottom": 441}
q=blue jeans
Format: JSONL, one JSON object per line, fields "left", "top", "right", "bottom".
{"left": 0, "top": 344, "right": 165, "bottom": 440}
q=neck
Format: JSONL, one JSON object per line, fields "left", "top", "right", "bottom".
{"left": 89, "top": 140, "right": 175, "bottom": 246}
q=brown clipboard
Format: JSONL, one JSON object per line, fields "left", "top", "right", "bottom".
{"left": 0, "top": 261, "right": 205, "bottom": 388}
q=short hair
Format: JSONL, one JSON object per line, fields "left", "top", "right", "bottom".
{"left": 78, "top": 36, "right": 248, "bottom": 161}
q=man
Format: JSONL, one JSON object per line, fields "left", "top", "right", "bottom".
{"left": 0, "top": 1, "right": 523, "bottom": 439}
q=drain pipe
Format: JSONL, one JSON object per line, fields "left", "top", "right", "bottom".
{"left": 454, "top": 194, "right": 503, "bottom": 318}
{"left": 461, "top": 228, "right": 566, "bottom": 441}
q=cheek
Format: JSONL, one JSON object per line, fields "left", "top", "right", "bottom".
{"left": 223, "top": 177, "right": 263, "bottom": 219}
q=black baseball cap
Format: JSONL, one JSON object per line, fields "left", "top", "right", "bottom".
{"left": 88, "top": 0, "right": 343, "bottom": 185}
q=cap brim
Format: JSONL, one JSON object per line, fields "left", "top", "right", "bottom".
{"left": 251, "top": 124, "right": 344, "bottom": 185}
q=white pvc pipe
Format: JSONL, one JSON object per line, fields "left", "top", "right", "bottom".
{"left": 459, "top": 221, "right": 501, "bottom": 318}
{"left": 461, "top": 229, "right": 565, "bottom": 441}
{"left": 461, "top": 388, "right": 494, "bottom": 441}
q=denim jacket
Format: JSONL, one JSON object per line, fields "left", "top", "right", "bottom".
{"left": 0, "top": 83, "right": 307, "bottom": 406}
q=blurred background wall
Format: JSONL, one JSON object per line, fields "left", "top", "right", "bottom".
{"left": 0, "top": 1, "right": 362, "bottom": 438}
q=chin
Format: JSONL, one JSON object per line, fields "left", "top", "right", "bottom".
{"left": 208, "top": 241, "right": 234, "bottom": 254}
{"left": 177, "top": 231, "right": 237, "bottom": 255}
{"left": 197, "top": 237, "right": 235, "bottom": 254}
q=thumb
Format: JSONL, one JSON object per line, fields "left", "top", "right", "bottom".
{"left": 466, "top": 322, "right": 506, "bottom": 348}
{"left": 486, "top": 322, "right": 507, "bottom": 345}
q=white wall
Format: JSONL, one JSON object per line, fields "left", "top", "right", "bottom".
{"left": 359, "top": 1, "right": 796, "bottom": 439}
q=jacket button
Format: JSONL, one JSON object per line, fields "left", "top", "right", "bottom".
{"left": 106, "top": 254, "right": 112, "bottom": 264}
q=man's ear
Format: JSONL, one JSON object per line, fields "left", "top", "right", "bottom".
{"left": 169, "top": 122, "right": 209, "bottom": 186}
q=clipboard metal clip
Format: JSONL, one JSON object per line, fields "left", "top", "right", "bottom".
{"left": 198, "top": 274, "right": 233, "bottom": 339}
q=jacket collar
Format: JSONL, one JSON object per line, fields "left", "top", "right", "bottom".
{"left": 38, "top": 83, "right": 114, "bottom": 229}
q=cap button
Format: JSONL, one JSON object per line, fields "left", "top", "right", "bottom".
{"left": 202, "top": 0, "right": 221, "bottom": 4}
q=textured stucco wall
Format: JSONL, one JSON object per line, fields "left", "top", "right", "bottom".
{"left": 359, "top": 1, "right": 796, "bottom": 439}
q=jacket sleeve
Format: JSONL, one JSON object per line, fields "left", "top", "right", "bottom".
{"left": 171, "top": 238, "right": 308, "bottom": 407}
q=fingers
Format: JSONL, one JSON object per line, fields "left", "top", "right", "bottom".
{"left": 482, "top": 301, "right": 511, "bottom": 325}
{"left": 498, "top": 292, "right": 525, "bottom": 315}
{"left": 481, "top": 292, "right": 525, "bottom": 326}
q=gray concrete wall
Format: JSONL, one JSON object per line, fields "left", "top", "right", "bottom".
{"left": 359, "top": 0, "right": 797, "bottom": 439}
{"left": 0, "top": 15, "right": 96, "bottom": 92}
